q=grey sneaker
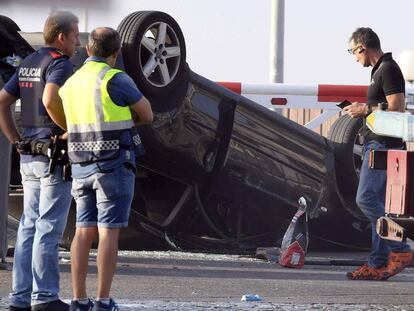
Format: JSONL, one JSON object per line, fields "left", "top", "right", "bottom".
{"left": 69, "top": 299, "right": 94, "bottom": 311}
{"left": 92, "top": 299, "right": 119, "bottom": 311}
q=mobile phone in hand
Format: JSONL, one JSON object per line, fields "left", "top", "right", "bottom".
{"left": 337, "top": 100, "right": 352, "bottom": 109}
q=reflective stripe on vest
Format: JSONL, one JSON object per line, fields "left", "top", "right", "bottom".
{"left": 132, "top": 133, "right": 141, "bottom": 146}
{"left": 60, "top": 61, "right": 135, "bottom": 163}
{"left": 67, "top": 133, "right": 141, "bottom": 152}
{"left": 68, "top": 140, "right": 119, "bottom": 152}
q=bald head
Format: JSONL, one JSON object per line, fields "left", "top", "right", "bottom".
{"left": 87, "top": 27, "right": 121, "bottom": 58}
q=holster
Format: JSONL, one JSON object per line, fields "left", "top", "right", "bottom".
{"left": 48, "top": 136, "right": 71, "bottom": 180}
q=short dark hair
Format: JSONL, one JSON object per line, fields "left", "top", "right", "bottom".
{"left": 349, "top": 27, "right": 381, "bottom": 50}
{"left": 43, "top": 11, "right": 78, "bottom": 45}
{"left": 87, "top": 27, "right": 121, "bottom": 58}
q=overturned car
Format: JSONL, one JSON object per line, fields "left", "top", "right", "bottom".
{"left": 2, "top": 11, "right": 370, "bottom": 252}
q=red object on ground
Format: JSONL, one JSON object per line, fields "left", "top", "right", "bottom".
{"left": 279, "top": 240, "right": 305, "bottom": 269}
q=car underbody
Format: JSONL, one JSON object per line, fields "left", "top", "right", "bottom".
{"left": 1, "top": 11, "right": 371, "bottom": 253}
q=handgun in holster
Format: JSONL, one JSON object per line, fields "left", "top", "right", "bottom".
{"left": 48, "top": 136, "right": 71, "bottom": 181}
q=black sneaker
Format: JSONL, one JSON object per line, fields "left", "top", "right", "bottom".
{"left": 69, "top": 299, "right": 94, "bottom": 311}
{"left": 92, "top": 299, "right": 119, "bottom": 311}
{"left": 9, "top": 306, "right": 31, "bottom": 311}
{"left": 31, "top": 299, "right": 69, "bottom": 311}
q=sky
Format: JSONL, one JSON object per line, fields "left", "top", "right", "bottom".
{"left": 2, "top": 0, "right": 414, "bottom": 86}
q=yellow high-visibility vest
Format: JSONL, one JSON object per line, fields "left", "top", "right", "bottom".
{"left": 59, "top": 60, "right": 136, "bottom": 163}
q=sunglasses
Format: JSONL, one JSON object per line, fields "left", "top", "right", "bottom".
{"left": 347, "top": 45, "right": 365, "bottom": 55}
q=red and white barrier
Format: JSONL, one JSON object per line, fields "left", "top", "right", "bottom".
{"left": 218, "top": 82, "right": 414, "bottom": 129}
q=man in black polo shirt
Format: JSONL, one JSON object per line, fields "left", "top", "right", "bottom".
{"left": 344, "top": 27, "right": 412, "bottom": 281}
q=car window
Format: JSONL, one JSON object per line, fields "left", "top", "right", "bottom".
{"left": 191, "top": 90, "right": 220, "bottom": 120}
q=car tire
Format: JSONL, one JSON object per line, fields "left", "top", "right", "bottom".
{"left": 328, "top": 114, "right": 363, "bottom": 198}
{"left": 117, "top": 11, "right": 187, "bottom": 96}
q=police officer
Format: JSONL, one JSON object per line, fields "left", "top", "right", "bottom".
{"left": 54, "top": 27, "right": 152, "bottom": 311}
{"left": 0, "top": 11, "right": 79, "bottom": 311}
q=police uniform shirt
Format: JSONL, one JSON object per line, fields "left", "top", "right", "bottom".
{"left": 4, "top": 47, "right": 74, "bottom": 163}
{"left": 71, "top": 56, "right": 144, "bottom": 179}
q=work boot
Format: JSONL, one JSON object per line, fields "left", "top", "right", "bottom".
{"left": 9, "top": 306, "right": 31, "bottom": 311}
{"left": 346, "top": 263, "right": 389, "bottom": 281}
{"left": 69, "top": 299, "right": 94, "bottom": 311}
{"left": 31, "top": 299, "right": 69, "bottom": 311}
{"left": 92, "top": 299, "right": 119, "bottom": 311}
{"left": 386, "top": 251, "right": 413, "bottom": 278}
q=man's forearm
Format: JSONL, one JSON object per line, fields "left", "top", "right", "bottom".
{"left": 0, "top": 105, "right": 20, "bottom": 143}
{"left": 0, "top": 89, "right": 20, "bottom": 143}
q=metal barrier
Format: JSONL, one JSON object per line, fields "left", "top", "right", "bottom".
{"left": 218, "top": 82, "right": 414, "bottom": 130}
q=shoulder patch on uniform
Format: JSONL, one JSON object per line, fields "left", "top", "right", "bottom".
{"left": 48, "top": 50, "right": 65, "bottom": 59}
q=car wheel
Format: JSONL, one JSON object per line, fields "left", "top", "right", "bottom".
{"left": 117, "top": 11, "right": 187, "bottom": 96}
{"left": 328, "top": 114, "right": 363, "bottom": 206}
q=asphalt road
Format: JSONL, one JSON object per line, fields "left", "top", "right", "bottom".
{"left": 1, "top": 250, "right": 414, "bottom": 310}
